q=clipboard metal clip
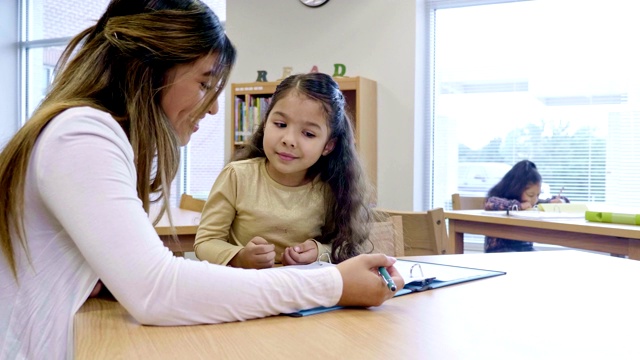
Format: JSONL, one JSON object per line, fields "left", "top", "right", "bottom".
{"left": 410, "top": 263, "right": 424, "bottom": 278}
{"left": 317, "top": 252, "right": 332, "bottom": 265}
{"left": 409, "top": 263, "right": 436, "bottom": 286}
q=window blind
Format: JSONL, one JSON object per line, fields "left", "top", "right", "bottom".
{"left": 428, "top": 0, "right": 640, "bottom": 210}
{"left": 21, "top": 0, "right": 228, "bottom": 206}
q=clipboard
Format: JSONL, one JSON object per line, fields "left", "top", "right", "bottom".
{"left": 285, "top": 259, "right": 505, "bottom": 317}
{"left": 392, "top": 259, "right": 506, "bottom": 295}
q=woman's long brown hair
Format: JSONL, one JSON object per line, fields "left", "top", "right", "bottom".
{"left": 0, "top": 0, "right": 236, "bottom": 279}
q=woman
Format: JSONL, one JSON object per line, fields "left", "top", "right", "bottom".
{"left": 0, "top": 1, "right": 403, "bottom": 358}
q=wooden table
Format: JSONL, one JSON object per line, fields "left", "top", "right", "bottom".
{"left": 445, "top": 210, "right": 640, "bottom": 259}
{"left": 75, "top": 251, "right": 640, "bottom": 359}
{"left": 152, "top": 207, "right": 201, "bottom": 253}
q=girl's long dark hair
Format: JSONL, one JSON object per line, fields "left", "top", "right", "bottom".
{"left": 234, "top": 73, "right": 375, "bottom": 263}
{"left": 487, "top": 160, "right": 542, "bottom": 200}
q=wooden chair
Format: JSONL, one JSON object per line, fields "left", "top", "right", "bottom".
{"left": 450, "top": 193, "right": 487, "bottom": 255}
{"left": 375, "top": 208, "right": 448, "bottom": 255}
{"left": 368, "top": 215, "right": 405, "bottom": 257}
{"left": 451, "top": 193, "right": 486, "bottom": 210}
{"left": 179, "top": 193, "right": 206, "bottom": 212}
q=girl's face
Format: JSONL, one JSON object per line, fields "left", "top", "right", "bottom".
{"left": 521, "top": 183, "right": 541, "bottom": 205}
{"left": 263, "top": 92, "right": 335, "bottom": 187}
{"left": 161, "top": 54, "right": 220, "bottom": 146}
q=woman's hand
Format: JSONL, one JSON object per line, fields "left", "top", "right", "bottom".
{"left": 336, "top": 254, "right": 404, "bottom": 307}
{"left": 281, "top": 239, "right": 318, "bottom": 266}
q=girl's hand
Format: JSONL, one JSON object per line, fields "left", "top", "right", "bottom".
{"left": 229, "top": 237, "right": 275, "bottom": 269}
{"left": 281, "top": 239, "right": 318, "bottom": 266}
{"left": 336, "top": 254, "right": 405, "bottom": 307}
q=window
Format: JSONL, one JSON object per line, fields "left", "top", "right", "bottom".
{"left": 21, "top": 0, "right": 228, "bottom": 205}
{"left": 427, "top": 0, "right": 640, "bottom": 213}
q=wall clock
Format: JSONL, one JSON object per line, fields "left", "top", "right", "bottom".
{"left": 299, "top": 0, "right": 330, "bottom": 8}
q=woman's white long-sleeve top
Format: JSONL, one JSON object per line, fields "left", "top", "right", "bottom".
{"left": 0, "top": 107, "right": 342, "bottom": 360}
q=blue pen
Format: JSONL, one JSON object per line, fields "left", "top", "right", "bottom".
{"left": 378, "top": 266, "right": 397, "bottom": 291}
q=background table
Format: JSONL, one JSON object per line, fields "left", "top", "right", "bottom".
{"left": 75, "top": 251, "right": 640, "bottom": 359}
{"left": 445, "top": 210, "right": 640, "bottom": 259}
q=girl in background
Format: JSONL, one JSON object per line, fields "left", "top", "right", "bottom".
{"left": 484, "top": 160, "right": 569, "bottom": 252}
{"left": 195, "top": 73, "right": 375, "bottom": 268}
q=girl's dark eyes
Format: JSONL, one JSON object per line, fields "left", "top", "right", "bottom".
{"left": 200, "top": 82, "right": 213, "bottom": 91}
{"left": 270, "top": 121, "right": 317, "bottom": 137}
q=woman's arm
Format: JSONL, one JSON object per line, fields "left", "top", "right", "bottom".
{"left": 35, "top": 109, "right": 343, "bottom": 325}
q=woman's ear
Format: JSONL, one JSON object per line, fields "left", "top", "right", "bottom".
{"left": 322, "top": 139, "right": 336, "bottom": 156}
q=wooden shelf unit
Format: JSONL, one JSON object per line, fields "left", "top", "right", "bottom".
{"left": 229, "top": 76, "right": 378, "bottom": 189}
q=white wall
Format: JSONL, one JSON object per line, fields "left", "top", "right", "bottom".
{"left": 0, "top": 1, "right": 20, "bottom": 146}
{"left": 226, "top": 0, "right": 421, "bottom": 210}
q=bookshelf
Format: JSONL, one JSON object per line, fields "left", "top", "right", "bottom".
{"left": 229, "top": 76, "right": 378, "bottom": 189}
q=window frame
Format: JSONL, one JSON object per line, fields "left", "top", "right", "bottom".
{"left": 425, "top": 0, "right": 640, "bottom": 252}
{"left": 17, "top": 7, "right": 230, "bottom": 206}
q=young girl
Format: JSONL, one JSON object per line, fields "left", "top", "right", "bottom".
{"left": 484, "top": 160, "right": 569, "bottom": 252}
{"left": 195, "top": 73, "right": 375, "bottom": 269}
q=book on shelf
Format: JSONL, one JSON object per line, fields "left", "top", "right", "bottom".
{"left": 235, "top": 95, "right": 272, "bottom": 143}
